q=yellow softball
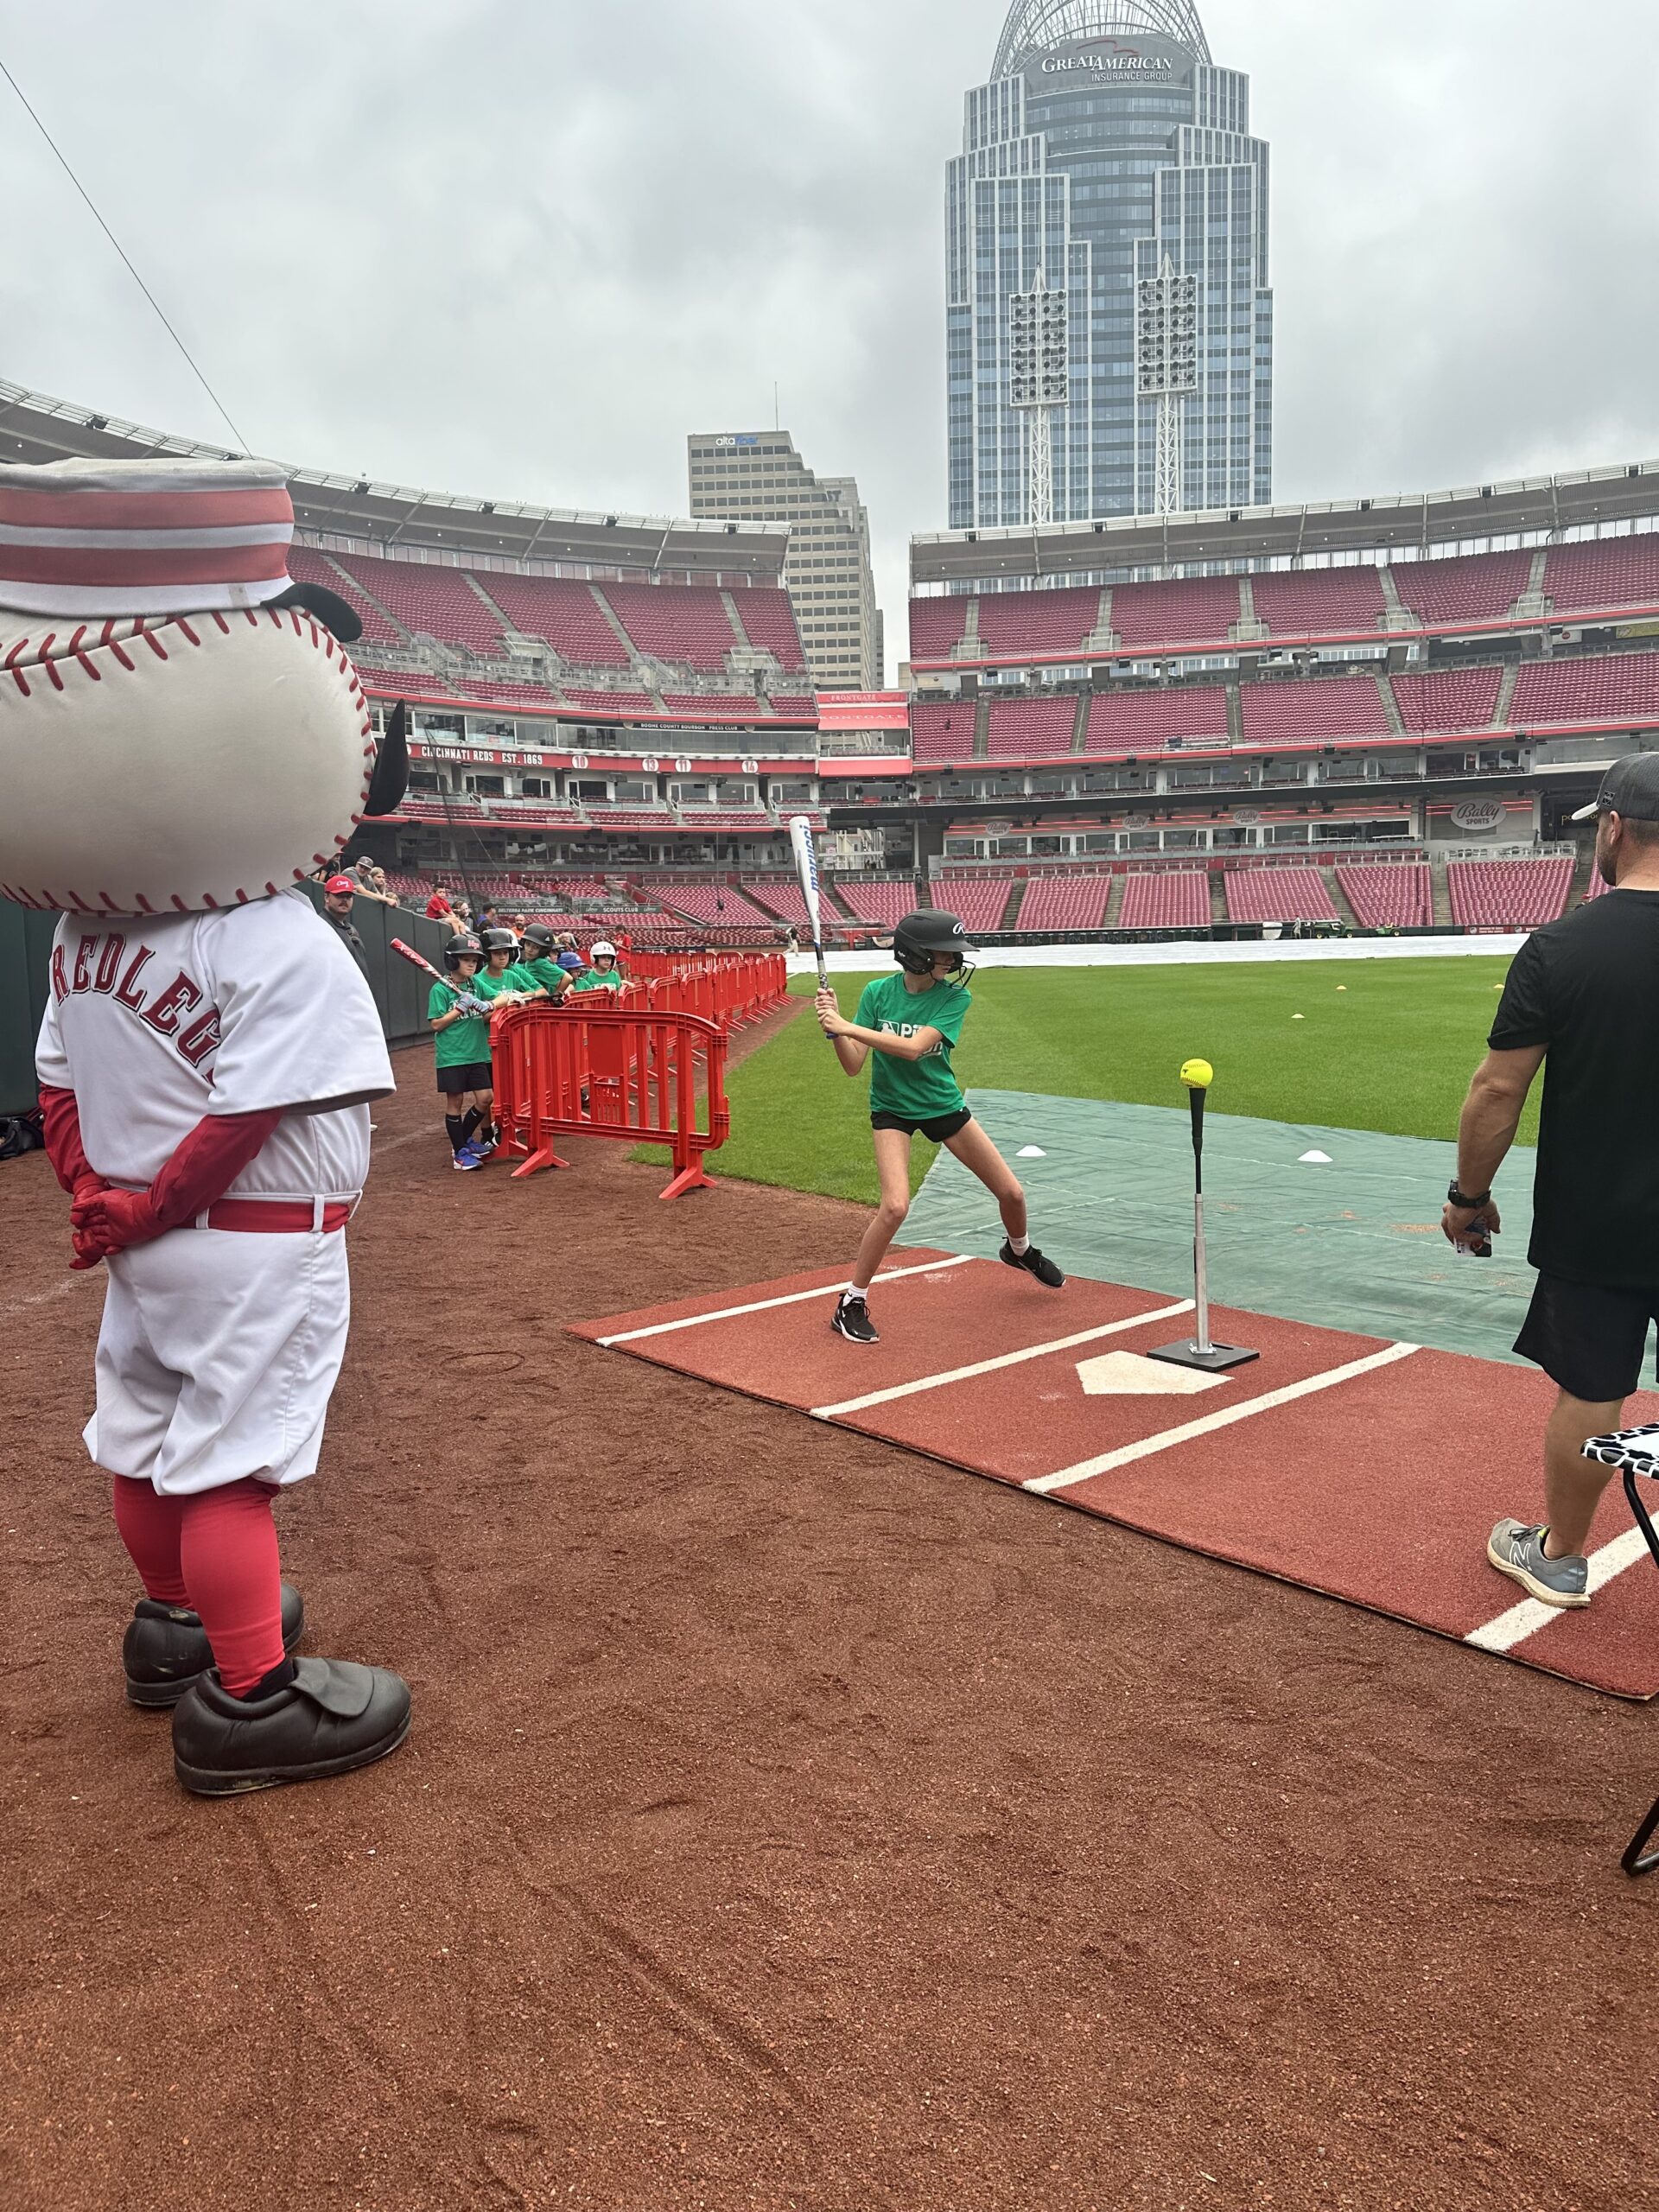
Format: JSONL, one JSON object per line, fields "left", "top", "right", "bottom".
{"left": 1179, "top": 1058, "right": 1214, "bottom": 1090}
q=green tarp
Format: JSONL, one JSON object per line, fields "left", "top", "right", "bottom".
{"left": 906, "top": 1088, "right": 1559, "bottom": 1367}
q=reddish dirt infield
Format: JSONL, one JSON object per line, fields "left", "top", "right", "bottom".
{"left": 574, "top": 1259, "right": 1659, "bottom": 1700}
{"left": 3, "top": 1063, "right": 1658, "bottom": 2212}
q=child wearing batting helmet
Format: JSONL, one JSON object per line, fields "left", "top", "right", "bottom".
{"left": 816, "top": 910, "right": 1065, "bottom": 1345}
{"left": 429, "top": 934, "right": 493, "bottom": 1171}
{"left": 456, "top": 929, "right": 528, "bottom": 1162}
{"left": 501, "top": 922, "right": 572, "bottom": 1005}
{"left": 569, "top": 940, "right": 623, "bottom": 993}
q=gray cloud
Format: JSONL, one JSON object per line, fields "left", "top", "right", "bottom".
{"left": 3, "top": 0, "right": 1657, "bottom": 671}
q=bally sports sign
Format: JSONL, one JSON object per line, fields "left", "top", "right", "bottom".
{"left": 1450, "top": 798, "right": 1510, "bottom": 832}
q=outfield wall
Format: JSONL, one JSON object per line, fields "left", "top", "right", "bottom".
{"left": 792, "top": 934, "right": 1529, "bottom": 978}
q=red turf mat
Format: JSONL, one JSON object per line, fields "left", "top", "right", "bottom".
{"left": 572, "top": 1255, "right": 1659, "bottom": 1699}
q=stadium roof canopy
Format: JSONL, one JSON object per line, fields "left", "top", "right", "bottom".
{"left": 0, "top": 379, "right": 790, "bottom": 583}
{"left": 993, "top": 0, "right": 1211, "bottom": 77}
{"left": 912, "top": 459, "right": 1659, "bottom": 590}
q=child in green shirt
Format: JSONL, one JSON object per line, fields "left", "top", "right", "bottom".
{"left": 427, "top": 934, "right": 493, "bottom": 1171}
{"left": 816, "top": 908, "right": 1064, "bottom": 1344}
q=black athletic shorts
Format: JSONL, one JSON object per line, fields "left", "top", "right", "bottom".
{"left": 435, "top": 1058, "right": 493, "bottom": 1096}
{"left": 1514, "top": 1273, "right": 1659, "bottom": 1403}
{"left": 870, "top": 1107, "right": 973, "bottom": 1143}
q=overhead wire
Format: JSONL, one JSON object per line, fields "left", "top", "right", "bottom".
{"left": 0, "top": 56, "right": 251, "bottom": 455}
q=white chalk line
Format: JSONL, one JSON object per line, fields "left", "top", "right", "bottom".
{"left": 1025, "top": 1340, "right": 1422, "bottom": 1495}
{"left": 811, "top": 1300, "right": 1193, "bottom": 1421}
{"left": 597, "top": 1255, "right": 978, "bottom": 1346}
{"left": 1465, "top": 1527, "right": 1653, "bottom": 1652}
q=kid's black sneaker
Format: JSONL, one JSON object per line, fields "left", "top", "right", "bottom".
{"left": 831, "top": 1294, "right": 880, "bottom": 1345}
{"left": 1001, "top": 1240, "right": 1065, "bottom": 1288}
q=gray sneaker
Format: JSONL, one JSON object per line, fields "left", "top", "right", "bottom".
{"left": 1487, "top": 1519, "right": 1590, "bottom": 1608}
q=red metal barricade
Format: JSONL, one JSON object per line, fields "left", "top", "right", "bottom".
{"left": 491, "top": 998, "right": 728, "bottom": 1201}
{"left": 615, "top": 949, "right": 787, "bottom": 1031}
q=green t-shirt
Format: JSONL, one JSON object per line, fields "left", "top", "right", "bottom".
{"left": 510, "top": 956, "right": 569, "bottom": 997}
{"left": 428, "top": 979, "right": 490, "bottom": 1069}
{"left": 473, "top": 968, "right": 518, "bottom": 1005}
{"left": 855, "top": 971, "right": 971, "bottom": 1121}
{"left": 569, "top": 967, "right": 620, "bottom": 994}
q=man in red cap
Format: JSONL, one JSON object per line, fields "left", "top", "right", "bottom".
{"left": 321, "top": 875, "right": 369, "bottom": 975}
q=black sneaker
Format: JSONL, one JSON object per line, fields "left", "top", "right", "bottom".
{"left": 172, "top": 1656, "right": 412, "bottom": 1796}
{"left": 1001, "top": 1239, "right": 1065, "bottom": 1288}
{"left": 831, "top": 1294, "right": 880, "bottom": 1345}
{"left": 123, "top": 1583, "right": 305, "bottom": 1709}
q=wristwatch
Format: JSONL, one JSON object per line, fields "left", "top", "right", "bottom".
{"left": 1446, "top": 1180, "right": 1491, "bottom": 1210}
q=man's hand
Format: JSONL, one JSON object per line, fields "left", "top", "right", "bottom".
{"left": 71, "top": 1186, "right": 162, "bottom": 1263}
{"left": 816, "top": 988, "right": 852, "bottom": 1039}
{"left": 1441, "top": 1198, "right": 1502, "bottom": 1250}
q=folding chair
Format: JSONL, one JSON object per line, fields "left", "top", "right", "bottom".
{"left": 1580, "top": 1425, "right": 1659, "bottom": 1876}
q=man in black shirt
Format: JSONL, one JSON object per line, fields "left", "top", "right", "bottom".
{"left": 1445, "top": 755, "right": 1659, "bottom": 1609}
{"left": 320, "top": 873, "right": 370, "bottom": 977}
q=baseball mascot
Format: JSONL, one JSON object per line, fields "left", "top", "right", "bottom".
{"left": 0, "top": 458, "right": 412, "bottom": 1796}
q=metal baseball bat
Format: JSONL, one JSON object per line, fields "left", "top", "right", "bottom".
{"left": 787, "top": 814, "right": 830, "bottom": 992}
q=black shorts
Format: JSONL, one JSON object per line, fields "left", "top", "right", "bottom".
{"left": 871, "top": 1108, "right": 973, "bottom": 1143}
{"left": 1514, "top": 1273, "right": 1659, "bottom": 1403}
{"left": 435, "top": 1059, "right": 493, "bottom": 1097}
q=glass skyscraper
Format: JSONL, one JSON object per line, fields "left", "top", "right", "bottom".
{"left": 947, "top": 0, "right": 1272, "bottom": 528}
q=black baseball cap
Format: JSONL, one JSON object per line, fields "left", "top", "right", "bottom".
{"left": 1571, "top": 754, "right": 1659, "bottom": 823}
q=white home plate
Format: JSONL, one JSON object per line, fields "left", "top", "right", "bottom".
{"left": 1299, "top": 1149, "right": 1333, "bottom": 1165}
{"left": 1017, "top": 1146, "right": 1047, "bottom": 1159}
{"left": 1076, "top": 1351, "right": 1227, "bottom": 1396}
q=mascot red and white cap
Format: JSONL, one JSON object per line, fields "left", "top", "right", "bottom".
{"left": 0, "top": 456, "right": 399, "bottom": 914}
{"left": 7, "top": 455, "right": 412, "bottom": 1796}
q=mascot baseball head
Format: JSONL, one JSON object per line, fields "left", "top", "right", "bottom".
{"left": 0, "top": 456, "right": 406, "bottom": 915}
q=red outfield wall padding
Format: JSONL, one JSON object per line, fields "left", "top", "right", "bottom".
{"left": 571, "top": 1254, "right": 1659, "bottom": 1700}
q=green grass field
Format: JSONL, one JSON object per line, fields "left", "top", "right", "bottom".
{"left": 653, "top": 956, "right": 1533, "bottom": 1209}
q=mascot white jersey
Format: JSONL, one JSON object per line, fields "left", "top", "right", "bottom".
{"left": 2, "top": 458, "right": 412, "bottom": 1796}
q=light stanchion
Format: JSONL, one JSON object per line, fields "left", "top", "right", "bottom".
{"left": 1148, "top": 1057, "right": 1259, "bottom": 1376}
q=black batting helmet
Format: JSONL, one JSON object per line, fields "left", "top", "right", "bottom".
{"left": 892, "top": 909, "right": 976, "bottom": 984}
{"left": 479, "top": 928, "right": 518, "bottom": 959}
{"left": 443, "top": 933, "right": 484, "bottom": 970}
{"left": 520, "top": 922, "right": 557, "bottom": 954}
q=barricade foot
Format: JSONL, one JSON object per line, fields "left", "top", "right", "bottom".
{"left": 659, "top": 1162, "right": 715, "bottom": 1201}
{"left": 511, "top": 1144, "right": 573, "bottom": 1179}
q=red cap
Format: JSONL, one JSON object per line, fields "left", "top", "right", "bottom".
{"left": 325, "top": 874, "right": 355, "bottom": 895}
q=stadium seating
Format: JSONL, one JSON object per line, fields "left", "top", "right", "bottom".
{"left": 1335, "top": 863, "right": 1433, "bottom": 928}
{"left": 1109, "top": 575, "right": 1243, "bottom": 649}
{"left": 1447, "top": 856, "right": 1573, "bottom": 930}
{"left": 986, "top": 696, "right": 1078, "bottom": 761}
{"left": 1013, "top": 874, "right": 1111, "bottom": 932}
{"left": 1543, "top": 535, "right": 1659, "bottom": 620}
{"left": 288, "top": 547, "right": 404, "bottom": 647}
{"left": 562, "top": 690, "right": 660, "bottom": 717}
{"left": 1223, "top": 868, "right": 1338, "bottom": 924}
{"left": 1511, "top": 652, "right": 1659, "bottom": 728}
{"left": 975, "top": 587, "right": 1102, "bottom": 661}
{"left": 1249, "top": 567, "right": 1389, "bottom": 639}
{"left": 742, "top": 878, "right": 816, "bottom": 926}
{"left": 911, "top": 699, "right": 977, "bottom": 762}
{"left": 933, "top": 877, "right": 1017, "bottom": 932}
{"left": 836, "top": 879, "right": 919, "bottom": 925}
{"left": 334, "top": 553, "right": 505, "bottom": 653}
{"left": 909, "top": 597, "right": 972, "bottom": 660}
{"left": 1085, "top": 685, "right": 1230, "bottom": 754}
{"left": 584, "top": 805, "right": 677, "bottom": 828}
{"left": 767, "top": 695, "right": 817, "bottom": 719}
{"left": 484, "top": 574, "right": 631, "bottom": 665}
{"left": 1119, "top": 870, "right": 1211, "bottom": 930}
{"left": 728, "top": 588, "right": 807, "bottom": 670}
{"left": 648, "top": 881, "right": 777, "bottom": 928}
{"left": 1390, "top": 667, "right": 1503, "bottom": 734}
{"left": 602, "top": 584, "right": 738, "bottom": 671}
{"left": 1389, "top": 550, "right": 1533, "bottom": 629}
{"left": 454, "top": 676, "right": 565, "bottom": 709}
{"left": 674, "top": 810, "right": 774, "bottom": 831}
{"left": 1239, "top": 676, "right": 1392, "bottom": 747}
{"left": 658, "top": 692, "right": 764, "bottom": 720}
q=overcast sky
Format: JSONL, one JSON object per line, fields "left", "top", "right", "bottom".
{"left": 4, "top": 0, "right": 1658, "bottom": 678}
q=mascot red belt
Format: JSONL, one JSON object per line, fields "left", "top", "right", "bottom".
{"left": 1, "top": 458, "right": 411, "bottom": 1795}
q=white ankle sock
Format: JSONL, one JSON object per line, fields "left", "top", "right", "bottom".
{"left": 1008, "top": 1234, "right": 1030, "bottom": 1255}
{"left": 843, "top": 1283, "right": 869, "bottom": 1301}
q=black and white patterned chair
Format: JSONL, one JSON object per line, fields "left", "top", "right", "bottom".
{"left": 1580, "top": 1425, "right": 1659, "bottom": 1876}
